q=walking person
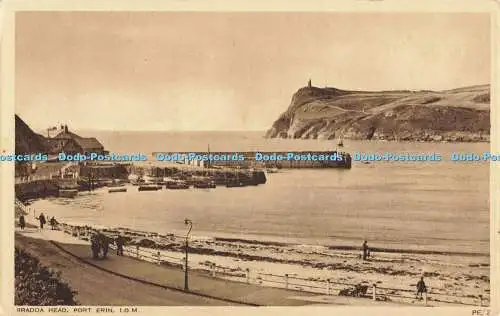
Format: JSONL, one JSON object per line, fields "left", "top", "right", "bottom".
{"left": 362, "top": 240, "right": 369, "bottom": 260}
{"left": 115, "top": 235, "right": 125, "bottom": 256}
{"left": 49, "top": 216, "right": 57, "bottom": 230}
{"left": 416, "top": 277, "right": 427, "bottom": 300}
{"left": 90, "top": 233, "right": 101, "bottom": 259}
{"left": 38, "top": 212, "right": 46, "bottom": 230}
{"left": 19, "top": 215, "right": 26, "bottom": 230}
{"left": 99, "top": 234, "right": 109, "bottom": 259}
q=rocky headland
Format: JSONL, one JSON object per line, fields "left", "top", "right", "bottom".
{"left": 265, "top": 84, "right": 490, "bottom": 142}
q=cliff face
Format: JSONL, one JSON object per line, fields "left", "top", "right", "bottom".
{"left": 265, "top": 84, "right": 490, "bottom": 142}
{"left": 15, "top": 114, "right": 49, "bottom": 154}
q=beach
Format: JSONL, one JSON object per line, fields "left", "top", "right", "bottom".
{"left": 17, "top": 134, "right": 490, "bottom": 306}
{"left": 18, "top": 211, "right": 489, "bottom": 306}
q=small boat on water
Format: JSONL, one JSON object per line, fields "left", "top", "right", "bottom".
{"left": 165, "top": 180, "right": 190, "bottom": 190}
{"left": 193, "top": 180, "right": 216, "bottom": 189}
{"left": 266, "top": 167, "right": 279, "bottom": 174}
{"left": 108, "top": 187, "right": 127, "bottom": 193}
{"left": 59, "top": 189, "right": 78, "bottom": 198}
{"left": 138, "top": 185, "right": 162, "bottom": 191}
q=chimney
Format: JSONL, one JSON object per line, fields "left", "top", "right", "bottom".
{"left": 65, "top": 125, "right": 68, "bottom": 132}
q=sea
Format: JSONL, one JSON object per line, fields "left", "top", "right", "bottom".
{"left": 29, "top": 131, "right": 490, "bottom": 254}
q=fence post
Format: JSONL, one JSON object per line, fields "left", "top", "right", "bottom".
{"left": 326, "top": 279, "right": 330, "bottom": 295}
{"left": 135, "top": 246, "right": 140, "bottom": 259}
{"left": 156, "top": 251, "right": 161, "bottom": 264}
{"left": 246, "top": 268, "right": 250, "bottom": 284}
{"left": 284, "top": 274, "right": 289, "bottom": 289}
{"left": 211, "top": 264, "right": 216, "bottom": 277}
{"left": 372, "top": 284, "right": 377, "bottom": 301}
{"left": 424, "top": 292, "right": 428, "bottom": 305}
{"left": 478, "top": 294, "right": 483, "bottom": 307}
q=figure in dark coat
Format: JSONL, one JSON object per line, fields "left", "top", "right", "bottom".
{"left": 362, "top": 240, "right": 369, "bottom": 260}
{"left": 99, "top": 234, "right": 110, "bottom": 258}
{"left": 416, "top": 277, "right": 427, "bottom": 299}
{"left": 19, "top": 215, "right": 26, "bottom": 230}
{"left": 90, "top": 233, "right": 101, "bottom": 259}
{"left": 38, "top": 213, "right": 46, "bottom": 229}
{"left": 115, "top": 235, "right": 125, "bottom": 256}
{"left": 50, "top": 216, "right": 57, "bottom": 230}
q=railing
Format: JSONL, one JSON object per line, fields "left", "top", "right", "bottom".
{"left": 15, "top": 174, "right": 55, "bottom": 184}
{"left": 15, "top": 198, "right": 30, "bottom": 213}
{"left": 60, "top": 162, "right": 79, "bottom": 178}
{"left": 15, "top": 161, "right": 79, "bottom": 184}
{"left": 60, "top": 225, "right": 489, "bottom": 307}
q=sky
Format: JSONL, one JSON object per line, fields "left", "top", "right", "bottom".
{"left": 15, "top": 12, "right": 490, "bottom": 131}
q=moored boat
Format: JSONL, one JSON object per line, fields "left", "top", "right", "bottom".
{"left": 108, "top": 187, "right": 127, "bottom": 193}
{"left": 59, "top": 189, "right": 78, "bottom": 198}
{"left": 138, "top": 185, "right": 162, "bottom": 191}
{"left": 165, "top": 180, "right": 190, "bottom": 189}
{"left": 193, "top": 180, "right": 216, "bottom": 189}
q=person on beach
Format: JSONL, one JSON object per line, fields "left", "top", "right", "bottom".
{"left": 115, "top": 235, "right": 125, "bottom": 256}
{"left": 416, "top": 277, "right": 427, "bottom": 299}
{"left": 90, "top": 233, "right": 101, "bottom": 259}
{"left": 38, "top": 213, "right": 46, "bottom": 230}
{"left": 49, "top": 217, "right": 57, "bottom": 230}
{"left": 19, "top": 215, "right": 26, "bottom": 230}
{"left": 362, "top": 240, "right": 370, "bottom": 260}
{"left": 99, "top": 234, "right": 110, "bottom": 259}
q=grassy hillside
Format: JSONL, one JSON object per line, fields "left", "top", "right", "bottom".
{"left": 265, "top": 84, "right": 490, "bottom": 142}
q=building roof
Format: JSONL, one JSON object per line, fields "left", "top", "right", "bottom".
{"left": 54, "top": 130, "right": 84, "bottom": 140}
{"left": 74, "top": 137, "right": 103, "bottom": 150}
{"left": 53, "top": 129, "right": 103, "bottom": 150}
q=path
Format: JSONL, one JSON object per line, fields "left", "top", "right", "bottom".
{"left": 16, "top": 233, "right": 235, "bottom": 306}
{"left": 15, "top": 228, "right": 403, "bottom": 306}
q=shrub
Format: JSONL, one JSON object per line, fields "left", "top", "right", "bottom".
{"left": 15, "top": 247, "right": 78, "bottom": 305}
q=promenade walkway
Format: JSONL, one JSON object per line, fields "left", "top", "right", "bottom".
{"left": 15, "top": 228, "right": 403, "bottom": 306}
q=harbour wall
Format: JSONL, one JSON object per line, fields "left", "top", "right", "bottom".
{"left": 152, "top": 151, "right": 352, "bottom": 169}
{"left": 148, "top": 166, "right": 267, "bottom": 185}
{"left": 79, "top": 163, "right": 130, "bottom": 179}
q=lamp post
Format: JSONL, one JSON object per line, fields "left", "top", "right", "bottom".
{"left": 184, "top": 218, "right": 193, "bottom": 291}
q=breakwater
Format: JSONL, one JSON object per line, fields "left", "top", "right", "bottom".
{"left": 79, "top": 163, "right": 130, "bottom": 179}
{"left": 152, "top": 151, "right": 352, "bottom": 169}
{"left": 146, "top": 166, "right": 267, "bottom": 185}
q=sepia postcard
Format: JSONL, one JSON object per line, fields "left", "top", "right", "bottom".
{"left": 0, "top": 1, "right": 498, "bottom": 316}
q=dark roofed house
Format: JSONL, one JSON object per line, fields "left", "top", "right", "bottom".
{"left": 51, "top": 125, "right": 105, "bottom": 156}
{"left": 45, "top": 138, "right": 83, "bottom": 155}
{"left": 53, "top": 125, "right": 84, "bottom": 141}
{"left": 74, "top": 137, "right": 104, "bottom": 155}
